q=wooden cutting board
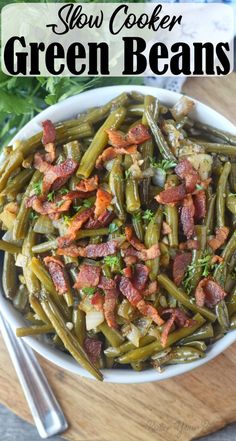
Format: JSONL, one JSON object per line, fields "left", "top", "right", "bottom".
{"left": 0, "top": 74, "right": 236, "bottom": 441}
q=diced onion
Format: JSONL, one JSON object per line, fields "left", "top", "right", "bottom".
{"left": 86, "top": 310, "right": 104, "bottom": 331}
{"left": 152, "top": 168, "right": 166, "bottom": 187}
{"left": 15, "top": 253, "right": 27, "bottom": 268}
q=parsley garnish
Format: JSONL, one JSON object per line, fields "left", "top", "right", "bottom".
{"left": 125, "top": 169, "right": 132, "bottom": 179}
{"left": 29, "top": 211, "right": 39, "bottom": 221}
{"left": 56, "top": 200, "right": 65, "bottom": 208}
{"left": 33, "top": 180, "right": 42, "bottom": 196}
{"left": 150, "top": 158, "right": 177, "bottom": 171}
{"left": 83, "top": 199, "right": 93, "bottom": 208}
{"left": 195, "top": 184, "right": 204, "bottom": 191}
{"left": 109, "top": 223, "right": 119, "bottom": 234}
{"left": 142, "top": 209, "right": 154, "bottom": 222}
{"left": 133, "top": 212, "right": 142, "bottom": 222}
{"left": 63, "top": 215, "right": 71, "bottom": 226}
{"left": 59, "top": 188, "right": 69, "bottom": 195}
{"left": 47, "top": 191, "right": 55, "bottom": 202}
{"left": 82, "top": 287, "right": 96, "bottom": 296}
{"left": 183, "top": 253, "right": 216, "bottom": 294}
{"left": 104, "top": 255, "right": 122, "bottom": 272}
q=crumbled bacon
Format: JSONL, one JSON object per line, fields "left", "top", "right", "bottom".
{"left": 160, "top": 314, "right": 176, "bottom": 347}
{"left": 132, "top": 264, "right": 149, "bottom": 291}
{"left": 73, "top": 264, "right": 101, "bottom": 289}
{"left": 85, "top": 210, "right": 115, "bottom": 229}
{"left": 26, "top": 195, "right": 72, "bottom": 218}
{"left": 175, "top": 159, "right": 199, "bottom": 193}
{"left": 124, "top": 244, "right": 160, "bottom": 261}
{"left": 42, "top": 120, "right": 56, "bottom": 145}
{"left": 161, "top": 308, "right": 196, "bottom": 346}
{"left": 58, "top": 240, "right": 118, "bottom": 258}
{"left": 84, "top": 337, "right": 102, "bottom": 364}
{"left": 118, "top": 276, "right": 143, "bottom": 306}
{"left": 208, "top": 227, "right": 229, "bottom": 251}
{"left": 98, "top": 276, "right": 116, "bottom": 290}
{"left": 126, "top": 124, "right": 151, "bottom": 145}
{"left": 181, "top": 194, "right": 195, "bottom": 239}
{"left": 95, "top": 145, "right": 137, "bottom": 169}
{"left": 94, "top": 188, "right": 112, "bottom": 218}
{"left": 173, "top": 253, "right": 192, "bottom": 286}
{"left": 60, "top": 208, "right": 93, "bottom": 243}
{"left": 125, "top": 226, "right": 145, "bottom": 251}
{"left": 103, "top": 288, "right": 118, "bottom": 328}
{"left": 123, "top": 266, "right": 133, "bottom": 278}
{"left": 45, "top": 143, "right": 56, "bottom": 163}
{"left": 136, "top": 300, "right": 164, "bottom": 326}
{"left": 155, "top": 184, "right": 186, "bottom": 205}
{"left": 193, "top": 190, "right": 206, "bottom": 221}
{"left": 34, "top": 156, "right": 78, "bottom": 194}
{"left": 162, "top": 221, "right": 172, "bottom": 235}
{"left": 76, "top": 176, "right": 98, "bottom": 192}
{"left": 143, "top": 281, "right": 158, "bottom": 297}
{"left": 44, "top": 256, "right": 69, "bottom": 294}
{"left": 195, "top": 277, "right": 227, "bottom": 308}
{"left": 123, "top": 255, "right": 138, "bottom": 266}
{"left": 91, "top": 292, "right": 104, "bottom": 312}
{"left": 179, "top": 240, "right": 199, "bottom": 250}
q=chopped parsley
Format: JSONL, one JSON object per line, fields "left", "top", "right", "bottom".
{"left": 47, "top": 191, "right": 55, "bottom": 202}
{"left": 104, "top": 255, "right": 122, "bottom": 272}
{"left": 125, "top": 169, "right": 132, "bottom": 179}
{"left": 59, "top": 188, "right": 69, "bottom": 195}
{"left": 108, "top": 223, "right": 119, "bottom": 234}
{"left": 142, "top": 209, "right": 154, "bottom": 222}
{"left": 83, "top": 199, "right": 93, "bottom": 208}
{"left": 33, "top": 180, "right": 43, "bottom": 196}
{"left": 63, "top": 215, "right": 71, "bottom": 226}
{"left": 82, "top": 287, "right": 96, "bottom": 296}
{"left": 56, "top": 200, "right": 65, "bottom": 208}
{"left": 150, "top": 158, "right": 177, "bottom": 171}
{"left": 183, "top": 253, "right": 217, "bottom": 294}
{"left": 29, "top": 211, "right": 39, "bottom": 221}
{"left": 133, "top": 212, "right": 142, "bottom": 222}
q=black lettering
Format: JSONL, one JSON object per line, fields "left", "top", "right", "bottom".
{"left": 88, "top": 42, "right": 109, "bottom": 75}
{"left": 66, "top": 42, "right": 86, "bottom": 75}
{"left": 4, "top": 36, "right": 27, "bottom": 75}
{"left": 193, "top": 42, "right": 214, "bottom": 75}
{"left": 46, "top": 42, "right": 64, "bottom": 75}
{"left": 216, "top": 42, "right": 230, "bottom": 75}
{"left": 29, "top": 42, "right": 45, "bottom": 74}
{"left": 171, "top": 42, "right": 191, "bottom": 75}
{"left": 123, "top": 37, "right": 146, "bottom": 74}
{"left": 149, "top": 43, "right": 168, "bottom": 75}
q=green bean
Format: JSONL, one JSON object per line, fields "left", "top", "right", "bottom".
{"left": 30, "top": 257, "right": 71, "bottom": 320}
{"left": 33, "top": 215, "right": 56, "bottom": 235}
{"left": 226, "top": 193, "right": 236, "bottom": 215}
{"left": 204, "top": 194, "right": 216, "bottom": 234}
{"left": 16, "top": 324, "right": 54, "bottom": 337}
{"left": 129, "top": 91, "right": 144, "bottom": 103}
{"left": 165, "top": 205, "right": 178, "bottom": 247}
{"left": 0, "top": 150, "right": 24, "bottom": 192}
{"left": 140, "top": 96, "right": 156, "bottom": 205}
{"left": 117, "top": 313, "right": 205, "bottom": 364}
{"left": 178, "top": 323, "right": 214, "bottom": 344}
{"left": 230, "top": 312, "right": 236, "bottom": 330}
{"left": 157, "top": 274, "right": 216, "bottom": 322}
{"left": 132, "top": 212, "right": 144, "bottom": 241}
{"left": 77, "top": 107, "right": 126, "bottom": 178}
{"left": 104, "top": 335, "right": 156, "bottom": 358}
{"left": 226, "top": 285, "right": 236, "bottom": 317}
{"left": 229, "top": 163, "right": 236, "bottom": 192}
{"left": 40, "top": 291, "right": 103, "bottom": 381}
{"left": 22, "top": 230, "right": 41, "bottom": 295}
{"left": 13, "top": 285, "right": 29, "bottom": 313}
{"left": 32, "top": 239, "right": 58, "bottom": 254}
{"left": 125, "top": 178, "right": 141, "bottom": 213}
{"left": 0, "top": 240, "right": 21, "bottom": 254}
{"left": 2, "top": 252, "right": 17, "bottom": 299}
{"left": 72, "top": 306, "right": 86, "bottom": 345}
{"left": 29, "top": 294, "right": 49, "bottom": 323}
{"left": 127, "top": 104, "right": 144, "bottom": 116}
{"left": 216, "top": 162, "right": 231, "bottom": 228}
{"left": 78, "top": 92, "right": 129, "bottom": 124}
{"left": 145, "top": 206, "right": 163, "bottom": 280}
{"left": 189, "top": 225, "right": 207, "bottom": 290}
{"left": 99, "top": 322, "right": 124, "bottom": 347}
{"left": 145, "top": 100, "right": 176, "bottom": 162}
{"left": 63, "top": 140, "right": 81, "bottom": 162}
{"left": 1, "top": 168, "right": 34, "bottom": 199}
{"left": 163, "top": 346, "right": 205, "bottom": 364}
{"left": 202, "top": 143, "right": 236, "bottom": 155}
{"left": 192, "top": 120, "right": 236, "bottom": 146}
{"left": 13, "top": 170, "right": 41, "bottom": 240}
{"left": 216, "top": 299, "right": 230, "bottom": 332}
{"left": 182, "top": 341, "right": 207, "bottom": 352}
{"left": 214, "top": 231, "right": 236, "bottom": 286}
{"left": 131, "top": 361, "right": 147, "bottom": 371}
{"left": 109, "top": 156, "right": 126, "bottom": 221}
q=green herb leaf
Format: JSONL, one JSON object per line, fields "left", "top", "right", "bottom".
{"left": 108, "top": 223, "right": 119, "bottom": 234}
{"left": 33, "top": 180, "right": 42, "bottom": 196}
{"left": 29, "top": 211, "right": 39, "bottom": 221}
{"left": 47, "top": 191, "right": 55, "bottom": 202}
{"left": 150, "top": 158, "right": 177, "bottom": 171}
{"left": 59, "top": 188, "right": 69, "bottom": 195}
{"left": 142, "top": 209, "right": 154, "bottom": 222}
{"left": 82, "top": 287, "right": 96, "bottom": 296}
{"left": 63, "top": 215, "right": 71, "bottom": 226}
{"left": 83, "top": 199, "right": 93, "bottom": 208}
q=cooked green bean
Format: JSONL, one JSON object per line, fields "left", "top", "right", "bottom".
{"left": 204, "top": 194, "right": 216, "bottom": 234}
{"left": 179, "top": 323, "right": 214, "bottom": 344}
{"left": 162, "top": 346, "right": 205, "bottom": 364}
{"left": 214, "top": 231, "right": 236, "bottom": 286}
{"left": 126, "top": 178, "right": 141, "bottom": 213}
{"left": 16, "top": 324, "right": 54, "bottom": 337}
{"left": 104, "top": 335, "right": 156, "bottom": 358}
{"left": 109, "top": 156, "right": 126, "bottom": 221}
{"left": 216, "top": 299, "right": 230, "bottom": 332}
{"left": 1, "top": 168, "right": 34, "bottom": 199}
{"left": 0, "top": 240, "right": 21, "bottom": 254}
{"left": 72, "top": 306, "right": 86, "bottom": 345}
{"left": 2, "top": 252, "right": 17, "bottom": 299}
{"left": 202, "top": 142, "right": 236, "bottom": 155}
{"left": 182, "top": 341, "right": 207, "bottom": 351}
{"left": 145, "top": 206, "right": 163, "bottom": 280}
{"left": 192, "top": 120, "right": 236, "bottom": 146}
{"left": 99, "top": 322, "right": 124, "bottom": 347}
{"left": 165, "top": 205, "right": 178, "bottom": 247}
{"left": 229, "top": 163, "right": 236, "bottom": 192}
{"left": 0, "top": 150, "right": 24, "bottom": 193}
{"left": 22, "top": 229, "right": 41, "bottom": 295}
{"left": 132, "top": 212, "right": 144, "bottom": 241}
{"left": 216, "top": 162, "right": 231, "bottom": 228}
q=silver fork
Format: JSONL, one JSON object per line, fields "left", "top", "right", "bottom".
{"left": 0, "top": 313, "right": 68, "bottom": 438}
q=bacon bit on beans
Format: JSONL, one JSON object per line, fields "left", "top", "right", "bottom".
{"left": 85, "top": 210, "right": 115, "bottom": 229}
{"left": 34, "top": 155, "right": 78, "bottom": 194}
{"left": 123, "top": 266, "right": 133, "bottom": 278}
{"left": 26, "top": 195, "right": 72, "bottom": 218}
{"left": 173, "top": 253, "right": 192, "bottom": 286}
{"left": 123, "top": 255, "right": 138, "bottom": 266}
{"left": 76, "top": 176, "right": 98, "bottom": 192}
{"left": 155, "top": 184, "right": 186, "bottom": 205}
{"left": 44, "top": 256, "right": 69, "bottom": 295}
{"left": 160, "top": 314, "right": 176, "bottom": 347}
{"left": 195, "top": 278, "right": 227, "bottom": 308}
{"left": 126, "top": 124, "right": 151, "bottom": 145}
{"left": 84, "top": 337, "right": 102, "bottom": 364}
{"left": 132, "top": 264, "right": 149, "bottom": 291}
{"left": 193, "top": 190, "right": 206, "bottom": 221}
{"left": 45, "top": 143, "right": 56, "bottom": 163}
{"left": 175, "top": 159, "right": 199, "bottom": 193}
{"left": 162, "top": 221, "right": 172, "bottom": 235}
{"left": 143, "top": 281, "right": 158, "bottom": 297}
{"left": 73, "top": 264, "right": 101, "bottom": 289}
{"left": 98, "top": 276, "right": 116, "bottom": 290}
{"left": 58, "top": 240, "right": 118, "bottom": 258}
{"left": 208, "top": 227, "right": 229, "bottom": 251}
{"left": 181, "top": 194, "right": 195, "bottom": 239}
{"left": 118, "top": 276, "right": 143, "bottom": 306}
{"left": 63, "top": 208, "right": 93, "bottom": 242}
{"left": 95, "top": 145, "right": 137, "bottom": 169}
{"left": 136, "top": 300, "right": 164, "bottom": 326}
{"left": 179, "top": 240, "right": 199, "bottom": 250}
{"left": 42, "top": 120, "right": 56, "bottom": 145}
{"left": 91, "top": 292, "right": 104, "bottom": 312}
{"left": 124, "top": 244, "right": 160, "bottom": 262}
{"left": 94, "top": 188, "right": 112, "bottom": 218}
{"left": 161, "top": 308, "right": 196, "bottom": 346}
{"left": 125, "top": 226, "right": 145, "bottom": 251}
{"left": 103, "top": 288, "right": 119, "bottom": 328}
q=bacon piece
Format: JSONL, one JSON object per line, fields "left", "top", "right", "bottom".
{"left": 143, "top": 281, "right": 158, "bottom": 297}
{"left": 26, "top": 195, "right": 72, "bottom": 218}
{"left": 124, "top": 244, "right": 160, "bottom": 262}
{"left": 123, "top": 266, "right": 133, "bottom": 278}
{"left": 161, "top": 314, "right": 176, "bottom": 347}
{"left": 193, "top": 190, "right": 206, "bottom": 221}
{"left": 73, "top": 264, "right": 101, "bottom": 289}
{"left": 84, "top": 337, "right": 102, "bottom": 364}
{"left": 106, "top": 129, "right": 129, "bottom": 148}
{"left": 94, "top": 188, "right": 112, "bottom": 218}
{"left": 58, "top": 240, "right": 118, "bottom": 258}
{"left": 85, "top": 210, "right": 115, "bottom": 229}
{"left": 118, "top": 276, "right": 142, "bottom": 306}
{"left": 132, "top": 264, "right": 149, "bottom": 291}
{"left": 44, "top": 256, "right": 69, "bottom": 295}
{"left": 208, "top": 227, "right": 229, "bottom": 251}
{"left": 91, "top": 291, "right": 104, "bottom": 312}
{"left": 76, "top": 176, "right": 98, "bottom": 192}
{"left": 62, "top": 208, "right": 93, "bottom": 243}
{"left": 162, "top": 221, "right": 172, "bottom": 235}
{"left": 123, "top": 255, "right": 138, "bottom": 266}
{"left": 98, "top": 276, "right": 116, "bottom": 290}
{"left": 34, "top": 152, "right": 51, "bottom": 174}
{"left": 45, "top": 143, "right": 56, "bottom": 163}
{"left": 42, "top": 120, "right": 56, "bottom": 145}
{"left": 181, "top": 194, "right": 195, "bottom": 239}
{"left": 175, "top": 159, "right": 199, "bottom": 193}
{"left": 173, "top": 253, "right": 192, "bottom": 286}
{"left": 103, "top": 288, "right": 118, "bottom": 328}
{"left": 58, "top": 244, "right": 81, "bottom": 257}
{"left": 34, "top": 156, "right": 78, "bottom": 194}
{"left": 155, "top": 184, "right": 186, "bottom": 205}
{"left": 125, "top": 226, "right": 145, "bottom": 251}
{"left": 211, "top": 255, "right": 224, "bottom": 265}
{"left": 126, "top": 124, "right": 151, "bottom": 145}
{"left": 136, "top": 300, "right": 164, "bottom": 326}
{"left": 96, "top": 145, "right": 137, "bottom": 169}
{"left": 195, "top": 278, "right": 227, "bottom": 308}
{"left": 179, "top": 240, "right": 199, "bottom": 250}
{"left": 161, "top": 308, "right": 196, "bottom": 346}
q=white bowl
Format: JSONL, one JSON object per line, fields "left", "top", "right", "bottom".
{"left": 1, "top": 85, "right": 236, "bottom": 383}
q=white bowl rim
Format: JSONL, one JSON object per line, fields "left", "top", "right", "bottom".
{"left": 0, "top": 84, "right": 236, "bottom": 383}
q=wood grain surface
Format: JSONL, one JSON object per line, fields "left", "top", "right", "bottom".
{"left": 0, "top": 74, "right": 236, "bottom": 441}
